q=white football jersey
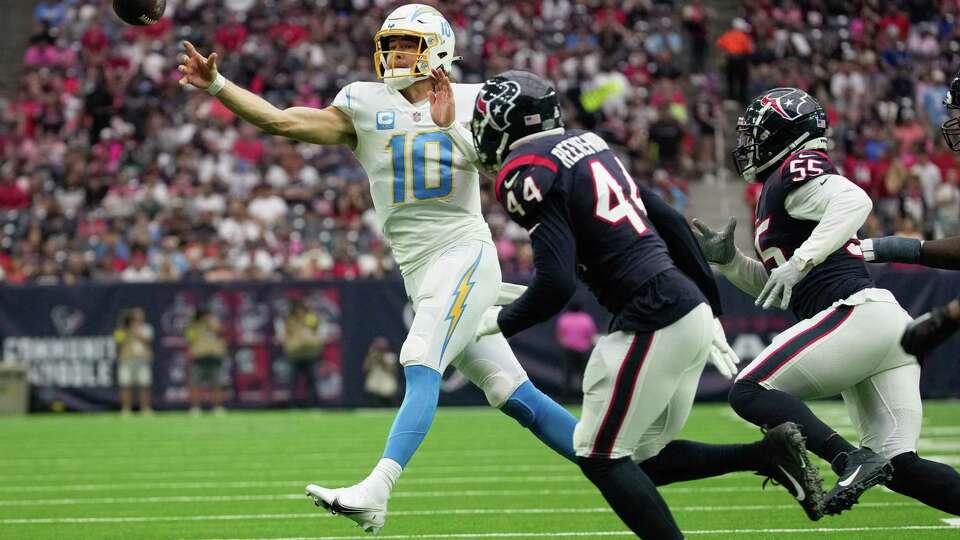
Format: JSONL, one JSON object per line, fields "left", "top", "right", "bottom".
{"left": 332, "top": 81, "right": 493, "bottom": 274}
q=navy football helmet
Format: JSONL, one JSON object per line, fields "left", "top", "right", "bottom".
{"left": 471, "top": 70, "right": 563, "bottom": 175}
{"left": 733, "top": 88, "right": 828, "bottom": 183}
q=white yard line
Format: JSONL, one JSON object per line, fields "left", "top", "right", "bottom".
{"left": 0, "top": 479, "right": 919, "bottom": 496}
{"left": 0, "top": 502, "right": 928, "bottom": 525}
{"left": 187, "top": 524, "right": 960, "bottom": 540}
{"left": 0, "top": 480, "right": 809, "bottom": 496}
{"left": 0, "top": 487, "right": 767, "bottom": 506}
{"left": 0, "top": 448, "right": 556, "bottom": 467}
{"left": 917, "top": 439, "right": 960, "bottom": 451}
{"left": 0, "top": 475, "right": 590, "bottom": 493}
{"left": 0, "top": 463, "right": 574, "bottom": 483}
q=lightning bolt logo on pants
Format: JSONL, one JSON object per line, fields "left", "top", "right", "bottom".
{"left": 440, "top": 250, "right": 483, "bottom": 362}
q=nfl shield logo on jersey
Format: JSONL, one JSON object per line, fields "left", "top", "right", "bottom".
{"left": 376, "top": 111, "right": 395, "bottom": 130}
{"left": 412, "top": 111, "right": 422, "bottom": 122}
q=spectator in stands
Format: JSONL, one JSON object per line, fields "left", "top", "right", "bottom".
{"left": 935, "top": 169, "right": 960, "bottom": 238}
{"left": 282, "top": 299, "right": 326, "bottom": 407}
{"left": 681, "top": 0, "right": 711, "bottom": 74}
{"left": 362, "top": 337, "right": 398, "bottom": 407}
{"left": 5, "top": 0, "right": 960, "bottom": 284}
{"left": 554, "top": 302, "right": 597, "bottom": 403}
{"left": 114, "top": 307, "right": 154, "bottom": 415}
{"left": 716, "top": 18, "right": 754, "bottom": 105}
{"left": 185, "top": 308, "right": 228, "bottom": 415}
{"left": 122, "top": 250, "right": 158, "bottom": 282}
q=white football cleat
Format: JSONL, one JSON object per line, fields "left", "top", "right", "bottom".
{"left": 306, "top": 483, "right": 386, "bottom": 534}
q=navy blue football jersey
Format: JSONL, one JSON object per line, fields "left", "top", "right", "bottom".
{"left": 755, "top": 150, "right": 873, "bottom": 319}
{"left": 494, "top": 129, "right": 708, "bottom": 334}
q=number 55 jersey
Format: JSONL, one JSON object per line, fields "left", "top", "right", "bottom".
{"left": 754, "top": 150, "right": 873, "bottom": 319}
{"left": 333, "top": 81, "right": 493, "bottom": 275}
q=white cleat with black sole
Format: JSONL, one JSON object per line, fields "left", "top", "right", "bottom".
{"left": 306, "top": 483, "right": 386, "bottom": 534}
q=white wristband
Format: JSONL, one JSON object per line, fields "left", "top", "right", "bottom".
{"left": 205, "top": 73, "right": 226, "bottom": 96}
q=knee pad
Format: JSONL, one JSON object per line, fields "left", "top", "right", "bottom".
{"left": 728, "top": 379, "right": 764, "bottom": 415}
{"left": 399, "top": 335, "right": 430, "bottom": 367}
{"left": 501, "top": 380, "right": 541, "bottom": 426}
{"left": 479, "top": 370, "right": 526, "bottom": 408}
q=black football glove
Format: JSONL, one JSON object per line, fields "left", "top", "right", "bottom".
{"left": 901, "top": 305, "right": 960, "bottom": 360}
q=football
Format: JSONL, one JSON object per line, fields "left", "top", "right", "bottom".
{"left": 112, "top": 0, "right": 166, "bottom": 26}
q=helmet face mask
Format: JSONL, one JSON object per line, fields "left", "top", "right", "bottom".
{"left": 942, "top": 73, "right": 960, "bottom": 151}
{"left": 373, "top": 4, "right": 455, "bottom": 91}
{"left": 374, "top": 31, "right": 436, "bottom": 88}
{"left": 471, "top": 111, "right": 504, "bottom": 177}
{"left": 943, "top": 115, "right": 960, "bottom": 152}
{"left": 733, "top": 118, "right": 766, "bottom": 183}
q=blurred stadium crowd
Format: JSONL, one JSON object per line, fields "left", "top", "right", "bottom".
{"left": 1, "top": 0, "right": 959, "bottom": 284}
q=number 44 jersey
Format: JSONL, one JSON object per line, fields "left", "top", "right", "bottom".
{"left": 333, "top": 82, "right": 493, "bottom": 275}
{"left": 755, "top": 150, "right": 873, "bottom": 319}
{"left": 494, "top": 129, "right": 707, "bottom": 333}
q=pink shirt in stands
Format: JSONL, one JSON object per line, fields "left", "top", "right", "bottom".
{"left": 555, "top": 311, "right": 597, "bottom": 353}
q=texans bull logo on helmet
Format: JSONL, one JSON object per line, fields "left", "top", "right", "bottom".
{"left": 471, "top": 71, "right": 564, "bottom": 176}
{"left": 475, "top": 79, "right": 521, "bottom": 131}
{"left": 758, "top": 88, "right": 817, "bottom": 121}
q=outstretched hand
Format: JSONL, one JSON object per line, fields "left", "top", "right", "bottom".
{"left": 691, "top": 216, "right": 737, "bottom": 265}
{"left": 429, "top": 68, "right": 455, "bottom": 128}
{"left": 177, "top": 41, "right": 219, "bottom": 90}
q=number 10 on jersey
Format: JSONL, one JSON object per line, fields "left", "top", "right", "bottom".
{"left": 389, "top": 132, "right": 454, "bottom": 204}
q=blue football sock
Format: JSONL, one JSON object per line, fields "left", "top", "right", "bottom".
{"left": 382, "top": 365, "right": 441, "bottom": 468}
{"left": 501, "top": 380, "right": 577, "bottom": 462}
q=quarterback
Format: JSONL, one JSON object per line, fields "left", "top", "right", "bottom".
{"left": 178, "top": 4, "right": 578, "bottom": 533}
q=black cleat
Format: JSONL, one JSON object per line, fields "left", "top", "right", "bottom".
{"left": 757, "top": 422, "right": 825, "bottom": 521}
{"left": 822, "top": 448, "right": 894, "bottom": 515}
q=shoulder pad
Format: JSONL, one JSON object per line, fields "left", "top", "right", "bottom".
{"left": 496, "top": 152, "right": 560, "bottom": 230}
{"left": 778, "top": 150, "right": 838, "bottom": 187}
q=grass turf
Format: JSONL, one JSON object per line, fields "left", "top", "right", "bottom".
{"left": 0, "top": 402, "right": 957, "bottom": 540}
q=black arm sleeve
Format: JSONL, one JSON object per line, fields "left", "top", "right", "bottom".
{"left": 920, "top": 236, "right": 960, "bottom": 270}
{"left": 639, "top": 186, "right": 723, "bottom": 316}
{"left": 497, "top": 201, "right": 579, "bottom": 338}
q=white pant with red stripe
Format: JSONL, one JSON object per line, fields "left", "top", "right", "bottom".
{"left": 737, "top": 288, "right": 921, "bottom": 459}
{"left": 574, "top": 303, "right": 713, "bottom": 460}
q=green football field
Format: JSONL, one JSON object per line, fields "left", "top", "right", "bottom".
{"left": 1, "top": 402, "right": 958, "bottom": 540}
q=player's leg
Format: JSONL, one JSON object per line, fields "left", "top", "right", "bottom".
{"left": 575, "top": 330, "right": 682, "bottom": 539}
{"left": 307, "top": 242, "right": 499, "bottom": 533}
{"left": 635, "top": 341, "right": 822, "bottom": 507}
{"left": 188, "top": 359, "right": 204, "bottom": 414}
{"left": 831, "top": 359, "right": 959, "bottom": 515}
{"left": 137, "top": 360, "right": 153, "bottom": 413}
{"left": 211, "top": 358, "right": 226, "bottom": 414}
{"left": 729, "top": 305, "right": 861, "bottom": 463}
{"left": 731, "top": 299, "right": 915, "bottom": 512}
{"left": 455, "top": 334, "right": 577, "bottom": 462}
{"left": 118, "top": 362, "right": 133, "bottom": 415}
{"left": 887, "top": 453, "right": 960, "bottom": 515}
{"left": 574, "top": 304, "right": 713, "bottom": 539}
{"left": 304, "top": 360, "right": 319, "bottom": 406}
